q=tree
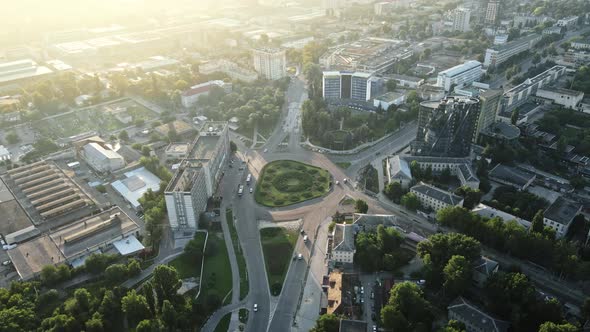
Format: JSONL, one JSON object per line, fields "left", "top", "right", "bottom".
{"left": 141, "top": 145, "right": 151, "bottom": 157}
{"left": 174, "top": 80, "right": 189, "bottom": 91}
{"left": 5, "top": 132, "right": 20, "bottom": 145}
{"left": 386, "top": 79, "right": 398, "bottom": 92}
{"left": 401, "top": 193, "right": 420, "bottom": 211}
{"left": 440, "top": 320, "right": 466, "bottom": 332}
{"left": 583, "top": 297, "right": 590, "bottom": 321}
{"left": 40, "top": 265, "right": 59, "bottom": 286}
{"left": 538, "top": 322, "right": 578, "bottom": 332}
{"left": 84, "top": 254, "right": 112, "bottom": 274}
{"left": 531, "top": 209, "right": 545, "bottom": 233}
{"left": 99, "top": 290, "right": 121, "bottom": 325}
{"left": 381, "top": 282, "right": 433, "bottom": 330}
{"left": 118, "top": 130, "right": 129, "bottom": 141}
{"left": 230, "top": 141, "right": 237, "bottom": 153}
{"left": 443, "top": 255, "right": 471, "bottom": 297}
{"left": 533, "top": 53, "right": 542, "bottom": 65}
{"left": 85, "top": 312, "right": 104, "bottom": 332}
{"left": 136, "top": 319, "right": 164, "bottom": 332}
{"left": 384, "top": 182, "right": 404, "bottom": 203}
{"left": 127, "top": 259, "right": 141, "bottom": 277}
{"left": 161, "top": 300, "right": 177, "bottom": 329}
{"left": 511, "top": 108, "right": 520, "bottom": 125}
{"left": 355, "top": 199, "right": 369, "bottom": 213}
{"left": 153, "top": 265, "right": 181, "bottom": 305}
{"left": 121, "top": 290, "right": 151, "bottom": 327}
{"left": 310, "top": 314, "right": 339, "bottom": 332}
{"left": 105, "top": 264, "right": 128, "bottom": 284}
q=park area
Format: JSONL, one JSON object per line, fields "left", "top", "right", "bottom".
{"left": 260, "top": 227, "right": 298, "bottom": 296}
{"left": 255, "top": 160, "right": 331, "bottom": 207}
{"left": 32, "top": 99, "right": 156, "bottom": 139}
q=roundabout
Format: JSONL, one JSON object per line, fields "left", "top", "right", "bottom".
{"left": 254, "top": 160, "right": 331, "bottom": 207}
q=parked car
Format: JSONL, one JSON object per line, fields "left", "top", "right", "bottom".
{"left": 253, "top": 304, "right": 258, "bottom": 312}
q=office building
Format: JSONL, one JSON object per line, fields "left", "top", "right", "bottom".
{"left": 252, "top": 48, "right": 286, "bottom": 80}
{"left": 81, "top": 142, "right": 125, "bottom": 173}
{"left": 322, "top": 71, "right": 373, "bottom": 101}
{"left": 436, "top": 60, "right": 482, "bottom": 92}
{"left": 500, "top": 65, "right": 566, "bottom": 112}
{"left": 483, "top": 34, "right": 541, "bottom": 68}
{"left": 543, "top": 196, "right": 582, "bottom": 239}
{"left": 475, "top": 89, "right": 502, "bottom": 139}
{"left": 181, "top": 80, "right": 232, "bottom": 108}
{"left": 485, "top": 0, "right": 500, "bottom": 25}
{"left": 411, "top": 97, "right": 481, "bottom": 158}
{"left": 165, "top": 122, "right": 229, "bottom": 230}
{"left": 453, "top": 8, "right": 471, "bottom": 32}
{"left": 410, "top": 182, "right": 464, "bottom": 213}
{"left": 556, "top": 16, "right": 579, "bottom": 29}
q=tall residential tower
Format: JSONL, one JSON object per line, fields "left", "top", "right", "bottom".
{"left": 252, "top": 48, "right": 286, "bottom": 80}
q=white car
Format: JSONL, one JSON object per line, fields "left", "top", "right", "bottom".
{"left": 249, "top": 188, "right": 253, "bottom": 193}
{"left": 2, "top": 260, "right": 11, "bottom": 266}
{"left": 253, "top": 304, "right": 258, "bottom": 312}
{"left": 263, "top": 148, "right": 268, "bottom": 153}
{"left": 297, "top": 253, "right": 303, "bottom": 260}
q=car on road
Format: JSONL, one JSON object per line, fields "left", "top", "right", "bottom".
{"left": 263, "top": 148, "right": 268, "bottom": 153}
{"left": 253, "top": 304, "right": 258, "bottom": 312}
{"left": 249, "top": 187, "right": 253, "bottom": 193}
{"left": 303, "top": 235, "right": 308, "bottom": 243}
{"left": 373, "top": 325, "right": 377, "bottom": 331}
{"left": 297, "top": 253, "right": 303, "bottom": 260}
{"left": 416, "top": 280, "right": 426, "bottom": 286}
{"left": 335, "top": 180, "right": 339, "bottom": 185}
{"left": 2, "top": 260, "right": 11, "bottom": 266}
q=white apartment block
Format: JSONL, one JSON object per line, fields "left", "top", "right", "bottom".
{"left": 252, "top": 48, "right": 286, "bottom": 80}
{"left": 543, "top": 197, "right": 582, "bottom": 239}
{"left": 410, "top": 182, "right": 464, "bottom": 213}
{"left": 322, "top": 71, "right": 373, "bottom": 101}
{"left": 198, "top": 60, "right": 258, "bottom": 83}
{"left": 485, "top": 0, "right": 500, "bottom": 25}
{"left": 453, "top": 8, "right": 471, "bottom": 32}
{"left": 556, "top": 16, "right": 579, "bottom": 29}
{"left": 437, "top": 60, "right": 482, "bottom": 92}
{"left": 331, "top": 223, "right": 355, "bottom": 264}
{"left": 484, "top": 34, "right": 541, "bottom": 68}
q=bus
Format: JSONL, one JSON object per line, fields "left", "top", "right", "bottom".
{"left": 238, "top": 185, "right": 244, "bottom": 196}
{"left": 246, "top": 174, "right": 252, "bottom": 185}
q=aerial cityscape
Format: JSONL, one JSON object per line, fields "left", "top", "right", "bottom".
{"left": 1, "top": 0, "right": 590, "bottom": 331}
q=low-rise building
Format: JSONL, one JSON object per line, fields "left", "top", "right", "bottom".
{"left": 542, "top": 26, "right": 563, "bottom": 35}
{"left": 81, "top": 142, "right": 125, "bottom": 173}
{"left": 543, "top": 196, "right": 582, "bottom": 238}
{"left": 483, "top": 34, "right": 541, "bottom": 68}
{"left": 181, "top": 80, "right": 232, "bottom": 108}
{"left": 198, "top": 60, "right": 258, "bottom": 82}
{"left": 436, "top": 61, "right": 482, "bottom": 92}
{"left": 373, "top": 91, "right": 406, "bottom": 109}
{"left": 402, "top": 156, "right": 479, "bottom": 189}
{"left": 536, "top": 87, "right": 584, "bottom": 109}
{"left": 411, "top": 182, "right": 464, "bottom": 213}
{"left": 488, "top": 164, "right": 536, "bottom": 190}
{"left": 111, "top": 167, "right": 162, "bottom": 210}
{"left": 386, "top": 155, "right": 413, "bottom": 189}
{"left": 388, "top": 74, "right": 424, "bottom": 88}
{"left": 556, "top": 16, "right": 579, "bottom": 29}
{"left": 165, "top": 143, "right": 190, "bottom": 161}
{"left": 331, "top": 223, "right": 355, "bottom": 264}
{"left": 448, "top": 297, "right": 510, "bottom": 332}
{"left": 326, "top": 270, "right": 343, "bottom": 315}
{"left": 571, "top": 39, "right": 590, "bottom": 51}
{"left": 154, "top": 120, "right": 195, "bottom": 137}
{"left": 472, "top": 256, "right": 499, "bottom": 288}
{"left": 0, "top": 145, "right": 10, "bottom": 161}
{"left": 471, "top": 203, "right": 531, "bottom": 229}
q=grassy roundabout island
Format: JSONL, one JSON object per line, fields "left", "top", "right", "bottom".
{"left": 255, "top": 160, "right": 331, "bottom": 207}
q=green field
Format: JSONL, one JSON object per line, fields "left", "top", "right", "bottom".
{"left": 255, "top": 160, "right": 331, "bottom": 207}
{"left": 168, "top": 232, "right": 206, "bottom": 279}
{"left": 227, "top": 209, "right": 249, "bottom": 300}
{"left": 260, "top": 227, "right": 298, "bottom": 296}
{"left": 214, "top": 313, "right": 231, "bottom": 332}
{"left": 198, "top": 233, "right": 233, "bottom": 306}
{"left": 335, "top": 162, "right": 351, "bottom": 169}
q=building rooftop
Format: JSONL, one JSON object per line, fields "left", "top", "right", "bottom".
{"left": 389, "top": 73, "right": 424, "bottom": 83}
{"left": 388, "top": 155, "right": 412, "bottom": 180}
{"left": 472, "top": 203, "right": 531, "bottom": 229}
{"left": 84, "top": 142, "right": 123, "bottom": 161}
{"left": 402, "top": 155, "right": 472, "bottom": 165}
{"left": 352, "top": 214, "right": 397, "bottom": 230}
{"left": 339, "top": 319, "right": 367, "bottom": 332}
{"left": 166, "top": 160, "right": 204, "bottom": 192}
{"left": 0, "top": 178, "right": 34, "bottom": 237}
{"left": 411, "top": 182, "right": 463, "bottom": 206}
{"left": 483, "top": 121, "right": 521, "bottom": 140}
{"left": 327, "top": 270, "right": 343, "bottom": 315}
{"left": 375, "top": 91, "right": 406, "bottom": 103}
{"left": 438, "top": 60, "right": 482, "bottom": 78}
{"left": 165, "top": 143, "right": 190, "bottom": 154}
{"left": 473, "top": 256, "right": 499, "bottom": 277}
{"left": 489, "top": 164, "right": 535, "bottom": 188}
{"left": 538, "top": 86, "right": 584, "bottom": 97}
{"left": 0, "top": 59, "right": 53, "bottom": 84}
{"left": 155, "top": 120, "right": 194, "bottom": 136}
{"left": 333, "top": 223, "right": 355, "bottom": 253}
{"left": 448, "top": 297, "right": 510, "bottom": 332}
{"left": 458, "top": 163, "right": 479, "bottom": 182}
{"left": 489, "top": 33, "right": 540, "bottom": 52}
{"left": 505, "top": 66, "right": 565, "bottom": 96}
{"left": 544, "top": 196, "right": 582, "bottom": 226}
{"left": 111, "top": 167, "right": 162, "bottom": 209}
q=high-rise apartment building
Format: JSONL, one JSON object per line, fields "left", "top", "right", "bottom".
{"left": 411, "top": 96, "right": 480, "bottom": 157}
{"left": 322, "top": 71, "right": 373, "bottom": 101}
{"left": 437, "top": 60, "right": 482, "bottom": 92}
{"left": 252, "top": 48, "right": 286, "bottom": 80}
{"left": 453, "top": 8, "right": 471, "bottom": 32}
{"left": 165, "top": 122, "right": 229, "bottom": 230}
{"left": 475, "top": 89, "right": 502, "bottom": 139}
{"left": 485, "top": 0, "right": 500, "bottom": 25}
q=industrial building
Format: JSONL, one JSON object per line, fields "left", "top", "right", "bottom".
{"left": 0, "top": 178, "right": 35, "bottom": 242}
{"left": 111, "top": 167, "right": 162, "bottom": 210}
{"left": 81, "top": 142, "right": 125, "bottom": 173}
{"left": 252, "top": 48, "right": 286, "bottom": 80}
{"left": 500, "top": 65, "right": 566, "bottom": 112}
{"left": 165, "top": 122, "right": 229, "bottom": 230}
{"left": 436, "top": 60, "right": 482, "bottom": 92}
{"left": 3, "top": 161, "right": 94, "bottom": 221}
{"left": 483, "top": 34, "right": 541, "bottom": 68}
{"left": 8, "top": 207, "right": 141, "bottom": 280}
{"left": 322, "top": 71, "right": 373, "bottom": 101}
{"left": 411, "top": 97, "right": 481, "bottom": 158}
{"left": 181, "top": 80, "right": 232, "bottom": 108}
{"left": 0, "top": 59, "right": 53, "bottom": 86}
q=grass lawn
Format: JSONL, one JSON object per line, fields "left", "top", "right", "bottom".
{"left": 335, "top": 162, "right": 351, "bottom": 169}
{"left": 168, "top": 232, "right": 206, "bottom": 279}
{"left": 260, "top": 227, "right": 298, "bottom": 296}
{"left": 214, "top": 313, "right": 231, "bottom": 332}
{"left": 227, "top": 209, "right": 249, "bottom": 300}
{"left": 255, "top": 160, "right": 331, "bottom": 207}
{"left": 239, "top": 308, "right": 249, "bottom": 324}
{"left": 198, "top": 232, "right": 233, "bottom": 307}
